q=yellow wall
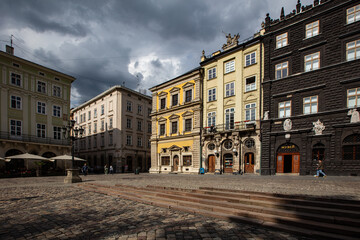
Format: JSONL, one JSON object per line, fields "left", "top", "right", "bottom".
{"left": 156, "top": 80, "right": 195, "bottom": 110}
{"left": 157, "top": 110, "right": 194, "bottom": 137}
{"left": 157, "top": 139, "right": 194, "bottom": 153}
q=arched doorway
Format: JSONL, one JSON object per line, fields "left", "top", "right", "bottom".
{"left": 312, "top": 143, "right": 325, "bottom": 161}
{"left": 207, "top": 155, "right": 216, "bottom": 173}
{"left": 244, "top": 153, "right": 255, "bottom": 173}
{"left": 276, "top": 143, "right": 300, "bottom": 174}
{"left": 5, "top": 149, "right": 24, "bottom": 173}
{"left": 223, "top": 153, "right": 233, "bottom": 173}
{"left": 173, "top": 155, "right": 179, "bottom": 172}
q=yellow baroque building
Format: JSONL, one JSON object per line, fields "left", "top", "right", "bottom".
{"left": 149, "top": 68, "right": 202, "bottom": 174}
{"left": 200, "top": 34, "right": 263, "bottom": 174}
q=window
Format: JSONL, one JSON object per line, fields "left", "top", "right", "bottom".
{"left": 10, "top": 96, "right": 21, "bottom": 109}
{"left": 88, "top": 138, "right": 92, "bottom": 148}
{"left": 347, "top": 4, "right": 360, "bottom": 24}
{"left": 245, "top": 77, "right": 256, "bottom": 92}
{"left": 279, "top": 101, "right": 291, "bottom": 118}
{"left": 101, "top": 105, "right": 104, "bottom": 115}
{"left": 109, "top": 132, "right": 113, "bottom": 145}
{"left": 137, "top": 120, "right": 142, "bottom": 131}
{"left": 245, "top": 139, "right": 255, "bottom": 148}
{"left": 171, "top": 121, "right": 178, "bottom": 134}
{"left": 101, "top": 120, "right": 105, "bottom": 131}
{"left": 303, "top": 96, "right": 318, "bottom": 114}
{"left": 348, "top": 88, "right": 360, "bottom": 108}
{"left": 185, "top": 119, "right": 192, "bottom": 132}
{"left": 53, "top": 86, "right": 61, "bottom": 97}
{"left": 148, "top": 122, "right": 152, "bottom": 133}
{"left": 342, "top": 134, "right": 360, "bottom": 160}
{"left": 126, "top": 135, "right": 132, "bottom": 146}
{"left": 53, "top": 105, "right": 61, "bottom": 117}
{"left": 160, "top": 123, "right": 166, "bottom": 135}
{"left": 225, "top": 82, "right": 235, "bottom": 97}
{"left": 94, "top": 108, "right": 97, "bottom": 118}
{"left": 172, "top": 94, "right": 178, "bottom": 106}
{"left": 127, "top": 101, "right": 132, "bottom": 112}
{"left": 109, "top": 117, "right": 113, "bottom": 129}
{"left": 207, "top": 112, "right": 216, "bottom": 127}
{"left": 94, "top": 122, "right": 97, "bottom": 133}
{"left": 137, "top": 137, "right": 143, "bottom": 147}
{"left": 346, "top": 40, "right": 360, "bottom": 61}
{"left": 305, "top": 52, "right": 320, "bottom": 72}
{"left": 88, "top": 124, "right": 91, "bottom": 135}
{"left": 37, "top": 124, "right": 46, "bottom": 138}
{"left": 160, "top": 98, "right": 166, "bottom": 109}
{"left": 101, "top": 134, "right": 105, "bottom": 147}
{"left": 37, "top": 102, "right": 46, "bottom": 114}
{"left": 183, "top": 156, "right": 192, "bottom": 166}
{"left": 127, "top": 118, "right": 132, "bottom": 129}
{"left": 275, "top": 62, "right": 288, "bottom": 79}
{"left": 306, "top": 21, "right": 319, "bottom": 38}
{"left": 94, "top": 135, "right": 97, "bottom": 148}
{"left": 37, "top": 81, "right": 46, "bottom": 93}
{"left": 87, "top": 111, "right": 90, "bottom": 120}
{"left": 185, "top": 90, "right": 192, "bottom": 102}
{"left": 53, "top": 126, "right": 61, "bottom": 140}
{"left": 109, "top": 101, "right": 113, "bottom": 111}
{"left": 245, "top": 103, "right": 256, "bottom": 121}
{"left": 138, "top": 104, "right": 143, "bottom": 114}
{"left": 208, "top": 67, "right": 216, "bottom": 79}
{"left": 161, "top": 156, "right": 170, "bottom": 165}
{"left": 225, "top": 60, "right": 235, "bottom": 74}
{"left": 245, "top": 52, "right": 256, "bottom": 66}
{"left": 11, "top": 73, "right": 21, "bottom": 86}
{"left": 276, "top": 33, "right": 288, "bottom": 48}
{"left": 208, "top": 88, "right": 216, "bottom": 102}
{"left": 10, "top": 120, "right": 21, "bottom": 136}
{"left": 225, "top": 108, "right": 235, "bottom": 130}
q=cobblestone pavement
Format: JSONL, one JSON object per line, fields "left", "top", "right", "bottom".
{"left": 1, "top": 174, "right": 359, "bottom": 240}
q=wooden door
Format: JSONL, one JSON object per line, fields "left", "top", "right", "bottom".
{"left": 292, "top": 154, "right": 300, "bottom": 173}
{"left": 223, "top": 154, "right": 233, "bottom": 173}
{"left": 208, "top": 155, "right": 215, "bottom": 172}
{"left": 245, "top": 153, "right": 255, "bottom": 173}
{"left": 173, "top": 155, "right": 179, "bottom": 172}
{"left": 276, "top": 154, "right": 284, "bottom": 173}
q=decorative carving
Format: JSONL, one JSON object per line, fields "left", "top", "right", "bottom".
{"left": 222, "top": 33, "right": 240, "bottom": 51}
{"left": 296, "top": 0, "right": 302, "bottom": 13}
{"left": 313, "top": 119, "right": 325, "bottom": 135}
{"left": 348, "top": 109, "right": 360, "bottom": 123}
{"left": 283, "top": 119, "right": 292, "bottom": 132}
{"left": 263, "top": 111, "right": 269, "bottom": 120}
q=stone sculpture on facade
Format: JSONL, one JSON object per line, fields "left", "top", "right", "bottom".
{"left": 348, "top": 109, "right": 360, "bottom": 123}
{"left": 283, "top": 119, "right": 292, "bottom": 132}
{"left": 222, "top": 33, "right": 240, "bottom": 51}
{"left": 263, "top": 111, "right": 269, "bottom": 120}
{"left": 313, "top": 119, "right": 325, "bottom": 135}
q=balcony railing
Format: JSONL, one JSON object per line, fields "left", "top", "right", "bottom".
{"left": 203, "top": 120, "right": 259, "bottom": 134}
{"left": 0, "top": 131, "right": 70, "bottom": 146}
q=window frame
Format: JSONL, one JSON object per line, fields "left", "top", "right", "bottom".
{"left": 53, "top": 126, "right": 62, "bottom": 140}
{"left": 208, "top": 67, "right": 216, "bottom": 80}
{"left": 278, "top": 100, "right": 292, "bottom": 118}
{"left": 207, "top": 112, "right": 216, "bottom": 127}
{"left": 10, "top": 119, "right": 22, "bottom": 136}
{"left": 245, "top": 103, "right": 256, "bottom": 121}
{"left": 225, "top": 108, "right": 235, "bottom": 130}
{"left": 245, "top": 52, "right": 256, "bottom": 66}
{"left": 126, "top": 135, "right": 132, "bottom": 146}
{"left": 305, "top": 20, "right": 319, "bottom": 39}
{"left": 159, "top": 123, "right": 166, "bottom": 136}
{"left": 171, "top": 121, "right": 178, "bottom": 134}
{"left": 126, "top": 101, "right": 132, "bottom": 112}
{"left": 160, "top": 97, "right": 166, "bottom": 109}
{"left": 208, "top": 88, "right": 216, "bottom": 102}
{"left": 10, "top": 72, "right": 22, "bottom": 87}
{"left": 346, "top": 39, "right": 360, "bottom": 61}
{"left": 275, "top": 61, "right": 289, "bottom": 79}
{"left": 36, "top": 123, "right": 46, "bottom": 138}
{"left": 37, "top": 80, "right": 47, "bottom": 94}
{"left": 126, "top": 118, "right": 132, "bottom": 129}
{"left": 304, "top": 52, "right": 320, "bottom": 72}
{"left": 53, "top": 85, "right": 61, "bottom": 98}
{"left": 347, "top": 88, "right": 360, "bottom": 108}
{"left": 225, "top": 82, "right": 235, "bottom": 97}
{"left": 185, "top": 89, "right": 193, "bottom": 103}
{"left": 172, "top": 93, "right": 179, "bottom": 106}
{"left": 224, "top": 60, "right": 235, "bottom": 74}
{"left": 37, "top": 101, "right": 46, "bottom": 115}
{"left": 303, "top": 95, "right": 318, "bottom": 114}
{"left": 245, "top": 76, "right": 256, "bottom": 92}
{"left": 184, "top": 118, "right": 192, "bottom": 132}
{"left": 276, "top": 33, "right": 288, "bottom": 49}
{"left": 53, "top": 105, "right": 61, "bottom": 117}
{"left": 183, "top": 155, "right": 192, "bottom": 166}
{"left": 347, "top": 4, "right": 360, "bottom": 24}
{"left": 10, "top": 95, "right": 22, "bottom": 109}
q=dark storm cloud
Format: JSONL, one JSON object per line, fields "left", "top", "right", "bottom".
{"left": 151, "top": 59, "right": 162, "bottom": 68}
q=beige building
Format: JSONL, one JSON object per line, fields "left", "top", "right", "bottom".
{"left": 149, "top": 68, "right": 202, "bottom": 174}
{"left": 200, "top": 34, "right": 263, "bottom": 174}
{"left": 0, "top": 46, "right": 75, "bottom": 172}
{"left": 71, "top": 86, "right": 152, "bottom": 173}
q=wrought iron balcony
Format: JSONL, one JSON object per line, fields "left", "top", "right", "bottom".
{"left": 203, "top": 120, "right": 259, "bottom": 134}
{"left": 0, "top": 131, "right": 71, "bottom": 146}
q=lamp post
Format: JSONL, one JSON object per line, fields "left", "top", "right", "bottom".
{"left": 63, "top": 119, "right": 84, "bottom": 183}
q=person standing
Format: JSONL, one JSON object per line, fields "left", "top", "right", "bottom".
{"left": 104, "top": 164, "right": 109, "bottom": 174}
{"left": 314, "top": 159, "right": 327, "bottom": 178}
{"left": 109, "top": 165, "right": 114, "bottom": 174}
{"left": 82, "top": 163, "right": 89, "bottom": 176}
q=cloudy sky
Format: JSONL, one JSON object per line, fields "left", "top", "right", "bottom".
{"left": 0, "top": 0, "right": 313, "bottom": 107}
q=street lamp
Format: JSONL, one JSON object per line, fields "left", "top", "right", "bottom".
{"left": 62, "top": 119, "right": 84, "bottom": 183}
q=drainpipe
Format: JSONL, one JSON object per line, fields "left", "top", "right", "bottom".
{"left": 259, "top": 38, "right": 263, "bottom": 175}
{"left": 199, "top": 68, "right": 204, "bottom": 172}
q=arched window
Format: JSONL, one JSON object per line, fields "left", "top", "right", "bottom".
{"left": 244, "top": 138, "right": 255, "bottom": 148}
{"left": 343, "top": 134, "right": 360, "bottom": 160}
{"left": 312, "top": 143, "right": 325, "bottom": 161}
{"left": 223, "top": 140, "right": 233, "bottom": 150}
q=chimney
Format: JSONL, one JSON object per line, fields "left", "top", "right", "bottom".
{"left": 6, "top": 45, "right": 14, "bottom": 55}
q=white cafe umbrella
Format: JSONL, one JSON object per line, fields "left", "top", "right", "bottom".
{"left": 49, "top": 154, "right": 86, "bottom": 162}
{"left": 0, "top": 157, "right": 10, "bottom": 162}
{"left": 5, "top": 153, "right": 51, "bottom": 169}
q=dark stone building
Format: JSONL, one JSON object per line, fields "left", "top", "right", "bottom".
{"left": 261, "top": 0, "right": 360, "bottom": 176}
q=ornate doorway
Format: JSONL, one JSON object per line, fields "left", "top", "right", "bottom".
{"left": 276, "top": 143, "right": 300, "bottom": 174}
{"left": 244, "top": 152, "right": 254, "bottom": 173}
{"left": 208, "top": 155, "right": 215, "bottom": 173}
{"left": 223, "top": 153, "right": 233, "bottom": 173}
{"left": 173, "top": 155, "right": 179, "bottom": 172}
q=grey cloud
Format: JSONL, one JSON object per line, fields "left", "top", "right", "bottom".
{"left": 151, "top": 59, "right": 162, "bottom": 68}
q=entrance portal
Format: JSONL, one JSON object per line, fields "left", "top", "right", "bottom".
{"left": 223, "top": 153, "right": 233, "bottom": 173}
{"left": 244, "top": 152, "right": 254, "bottom": 173}
{"left": 173, "top": 155, "right": 179, "bottom": 172}
{"left": 208, "top": 155, "right": 215, "bottom": 173}
{"left": 276, "top": 143, "right": 300, "bottom": 174}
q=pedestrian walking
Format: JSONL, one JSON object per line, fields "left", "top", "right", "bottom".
{"left": 109, "top": 165, "right": 114, "bottom": 174}
{"left": 82, "top": 163, "right": 89, "bottom": 176}
{"left": 314, "top": 159, "right": 327, "bottom": 178}
{"left": 104, "top": 164, "right": 109, "bottom": 174}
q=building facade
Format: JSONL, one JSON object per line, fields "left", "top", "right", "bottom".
{"left": 149, "top": 68, "right": 202, "bottom": 174}
{"left": 0, "top": 46, "right": 75, "bottom": 172}
{"left": 261, "top": 0, "right": 360, "bottom": 175}
{"left": 71, "top": 86, "right": 152, "bottom": 173}
{"left": 200, "top": 34, "right": 264, "bottom": 174}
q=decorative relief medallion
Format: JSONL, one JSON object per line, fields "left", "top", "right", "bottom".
{"left": 283, "top": 119, "right": 292, "bottom": 132}
{"left": 348, "top": 109, "right": 360, "bottom": 123}
{"left": 313, "top": 119, "right": 325, "bottom": 135}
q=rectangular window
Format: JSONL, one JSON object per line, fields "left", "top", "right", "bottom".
{"left": 208, "top": 67, "right": 216, "bottom": 79}
{"left": 183, "top": 156, "right": 192, "bottom": 166}
{"left": 101, "top": 120, "right": 105, "bottom": 131}
{"left": 185, "top": 90, "right": 192, "bottom": 102}
{"left": 160, "top": 123, "right": 166, "bottom": 135}
{"left": 37, "top": 124, "right": 46, "bottom": 138}
{"left": 279, "top": 101, "right": 292, "bottom": 118}
{"left": 245, "top": 76, "right": 256, "bottom": 92}
{"left": 94, "top": 136, "right": 97, "bottom": 148}
{"left": 346, "top": 40, "right": 360, "bottom": 61}
{"left": 305, "top": 52, "right": 320, "bottom": 72}
{"left": 53, "top": 126, "right": 61, "bottom": 140}
{"left": 88, "top": 111, "right": 91, "bottom": 120}
{"left": 245, "top": 52, "right": 256, "bottom": 66}
{"left": 225, "top": 60, "right": 235, "bottom": 74}
{"left": 137, "top": 137, "right": 143, "bottom": 147}
{"left": 53, "top": 105, "right": 61, "bottom": 117}
{"left": 101, "top": 105, "right": 104, "bottom": 115}
{"left": 148, "top": 108, "right": 152, "bottom": 116}
{"left": 348, "top": 88, "right": 360, "bottom": 108}
{"left": 101, "top": 135, "right": 105, "bottom": 147}
{"left": 208, "top": 88, "right": 216, "bottom": 102}
{"left": 10, "top": 96, "right": 21, "bottom": 109}
{"left": 88, "top": 138, "right": 92, "bottom": 149}
{"left": 109, "top": 117, "right": 113, "bottom": 129}
{"left": 276, "top": 33, "right": 288, "bottom": 48}
{"left": 53, "top": 86, "right": 61, "bottom": 97}
{"left": 303, "top": 96, "right": 318, "bottom": 114}
{"left": 172, "top": 94, "right": 178, "bottom": 106}
{"left": 37, "top": 102, "right": 46, "bottom": 114}
{"left": 207, "top": 112, "right": 216, "bottom": 127}
{"left": 347, "top": 4, "right": 360, "bottom": 24}
{"left": 94, "top": 122, "right": 97, "bottom": 133}
{"left": 127, "top": 101, "right": 132, "bottom": 112}
{"left": 161, "top": 156, "right": 170, "bottom": 165}
{"left": 37, "top": 81, "right": 46, "bottom": 93}
{"left": 126, "top": 135, "right": 132, "bottom": 146}
{"left": 88, "top": 124, "right": 91, "bottom": 135}
{"left": 109, "top": 101, "right": 113, "bottom": 111}
{"left": 225, "top": 82, "right": 235, "bottom": 97}
{"left": 148, "top": 122, "right": 152, "bottom": 133}
{"left": 11, "top": 73, "right": 21, "bottom": 86}
{"left": 245, "top": 103, "right": 256, "bottom": 121}
{"left": 306, "top": 21, "right": 319, "bottom": 38}
{"left": 138, "top": 104, "right": 143, "bottom": 114}
{"left": 185, "top": 119, "right": 192, "bottom": 132}
{"left": 160, "top": 98, "right": 166, "bottom": 109}
{"left": 275, "top": 62, "right": 288, "bottom": 79}
{"left": 94, "top": 108, "right": 97, "bottom": 118}
{"left": 137, "top": 120, "right": 142, "bottom": 131}
{"left": 171, "top": 121, "right": 178, "bottom": 134}
{"left": 10, "top": 120, "right": 22, "bottom": 136}
{"left": 225, "top": 108, "right": 235, "bottom": 130}
{"left": 127, "top": 118, "right": 132, "bottom": 129}
{"left": 109, "top": 133, "right": 113, "bottom": 145}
